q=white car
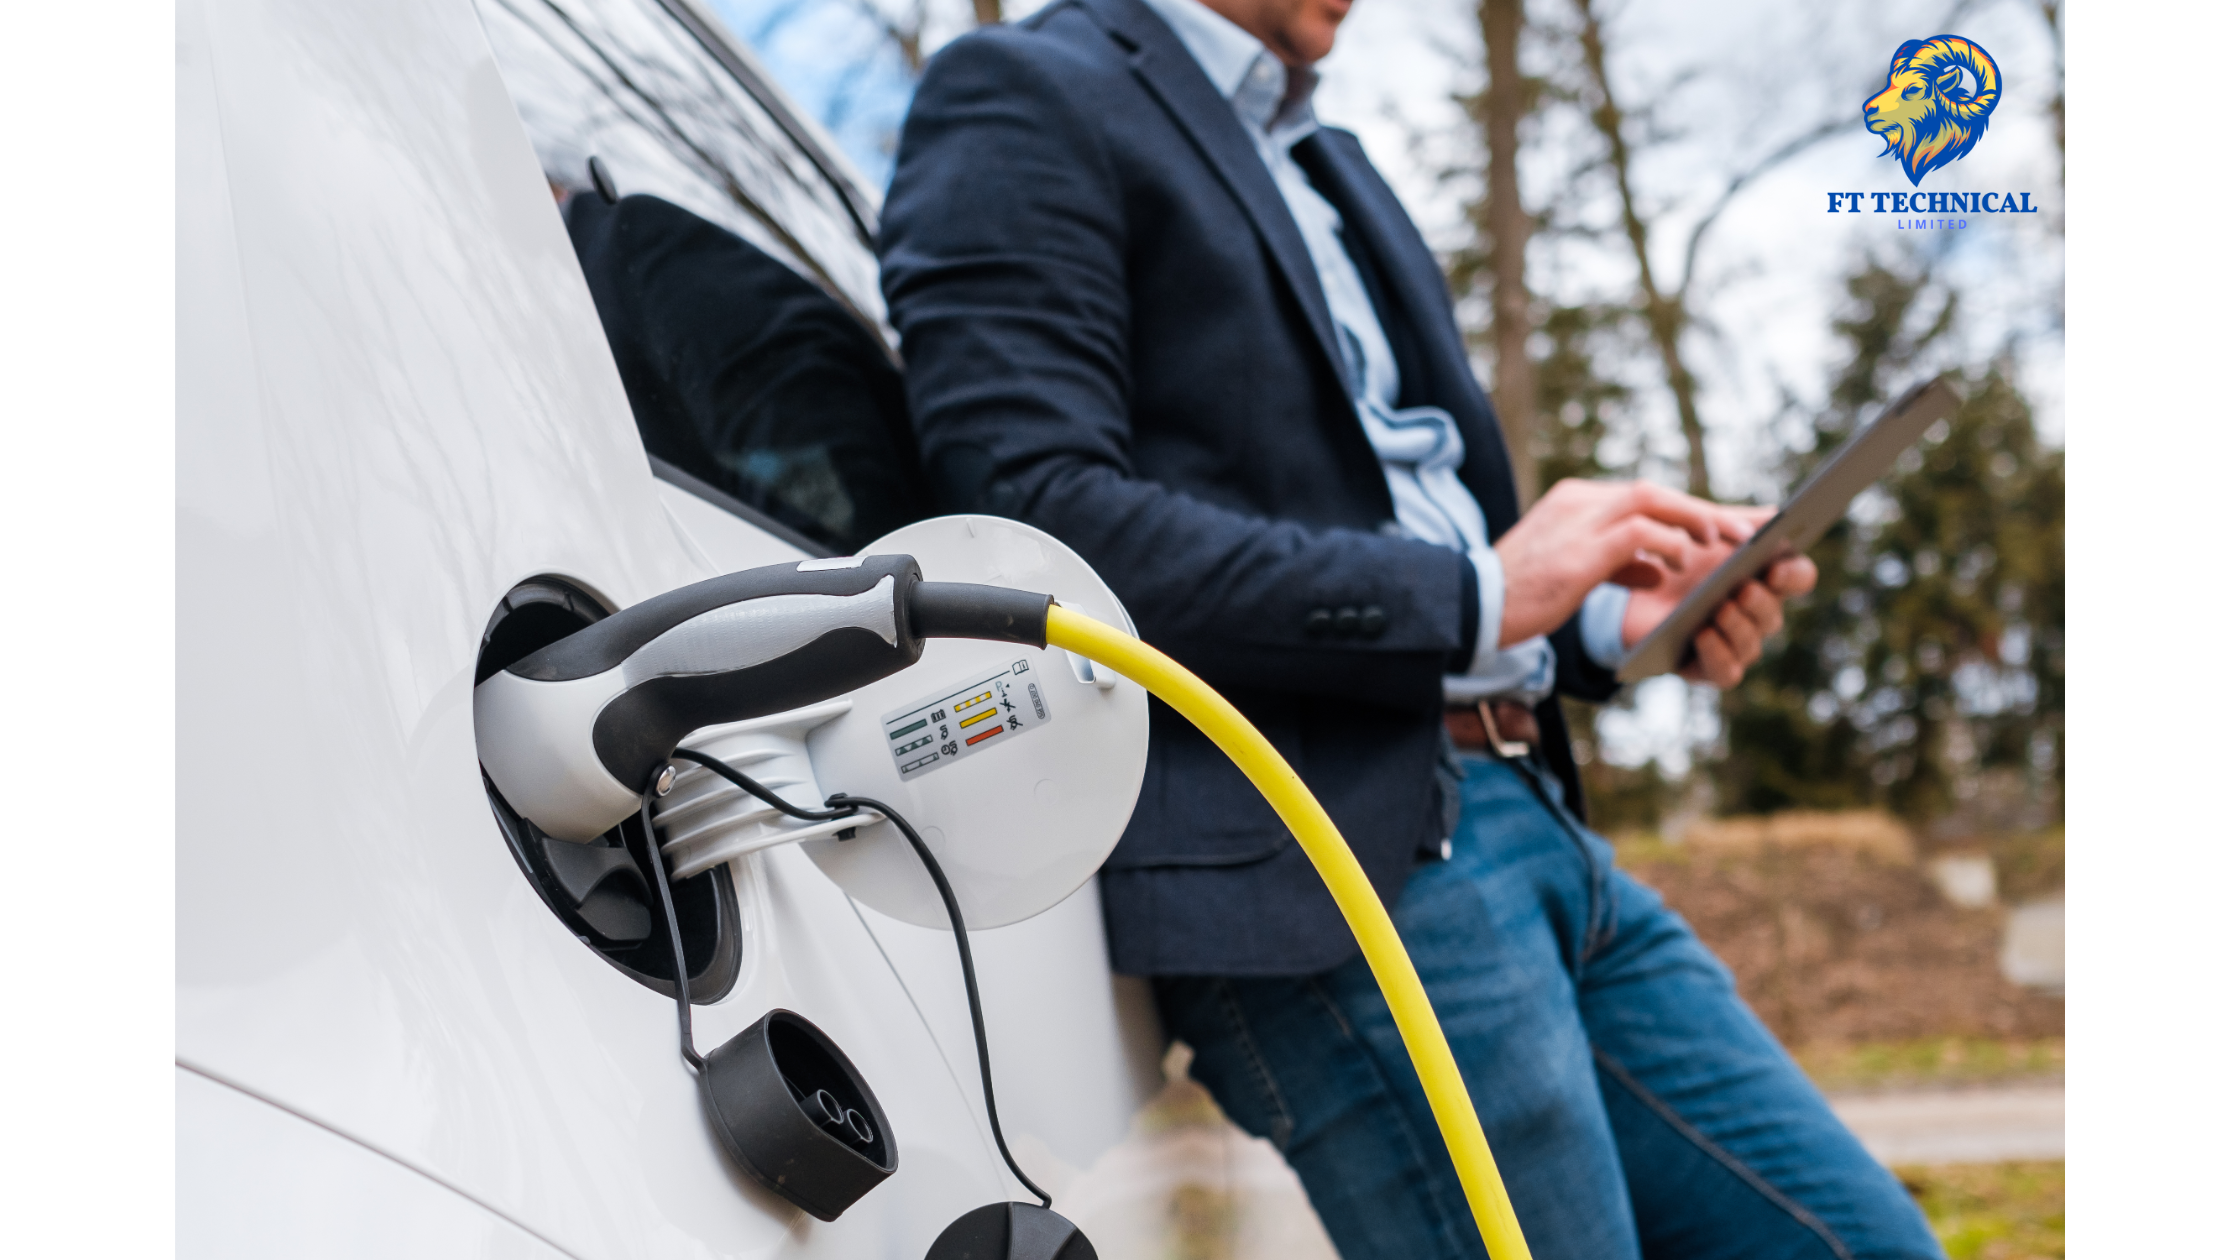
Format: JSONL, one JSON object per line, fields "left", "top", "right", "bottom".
{"left": 176, "top": 0, "right": 1169, "bottom": 1254}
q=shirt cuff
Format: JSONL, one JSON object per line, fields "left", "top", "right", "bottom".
{"left": 1580, "top": 582, "right": 1631, "bottom": 672}
{"left": 1443, "top": 638, "right": 1554, "bottom": 704}
{"left": 1465, "top": 546, "right": 1505, "bottom": 676}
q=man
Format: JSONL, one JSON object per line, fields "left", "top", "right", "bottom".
{"left": 879, "top": 1, "right": 1941, "bottom": 1256}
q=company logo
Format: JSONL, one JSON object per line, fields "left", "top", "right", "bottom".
{"left": 1862, "top": 35, "right": 2002, "bottom": 186}
{"left": 1823, "top": 34, "right": 2031, "bottom": 226}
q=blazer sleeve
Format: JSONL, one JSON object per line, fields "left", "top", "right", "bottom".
{"left": 1549, "top": 614, "right": 1621, "bottom": 705}
{"left": 879, "top": 32, "right": 1470, "bottom": 711}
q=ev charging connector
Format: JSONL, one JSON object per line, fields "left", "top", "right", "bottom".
{"left": 473, "top": 526, "right": 1146, "bottom": 1256}
{"left": 475, "top": 553, "right": 1052, "bottom": 843}
{"left": 474, "top": 517, "right": 1540, "bottom": 1260}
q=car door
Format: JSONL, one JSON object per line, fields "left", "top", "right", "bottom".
{"left": 178, "top": 0, "right": 1016, "bottom": 1254}
{"left": 473, "top": 0, "right": 1166, "bottom": 1206}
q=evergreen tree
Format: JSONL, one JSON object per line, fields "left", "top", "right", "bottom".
{"left": 1531, "top": 302, "right": 1634, "bottom": 488}
{"left": 1714, "top": 258, "right": 2063, "bottom": 829}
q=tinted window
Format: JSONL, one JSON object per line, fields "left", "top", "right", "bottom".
{"left": 567, "top": 190, "right": 929, "bottom": 549}
{"left": 480, "top": 0, "right": 881, "bottom": 320}
{"left": 481, "top": 0, "right": 931, "bottom": 551}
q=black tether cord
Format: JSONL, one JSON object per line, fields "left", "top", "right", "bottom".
{"left": 648, "top": 750, "right": 1053, "bottom": 1208}
{"left": 637, "top": 785, "right": 704, "bottom": 1071}
{"left": 826, "top": 790, "right": 1054, "bottom": 1210}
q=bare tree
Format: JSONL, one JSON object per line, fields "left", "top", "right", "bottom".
{"left": 847, "top": 0, "right": 929, "bottom": 70}
{"left": 1570, "top": 0, "right": 1712, "bottom": 497}
{"left": 1566, "top": 0, "right": 1859, "bottom": 500}
{"left": 854, "top": 0, "right": 997, "bottom": 74}
{"left": 1469, "top": 0, "right": 1542, "bottom": 504}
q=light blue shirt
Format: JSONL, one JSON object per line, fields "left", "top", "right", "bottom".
{"left": 1139, "top": 0, "right": 1632, "bottom": 698}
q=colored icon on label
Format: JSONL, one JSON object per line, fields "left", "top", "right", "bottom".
{"left": 883, "top": 660, "right": 1056, "bottom": 782}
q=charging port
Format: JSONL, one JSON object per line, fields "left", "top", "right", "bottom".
{"left": 478, "top": 575, "right": 741, "bottom": 1003}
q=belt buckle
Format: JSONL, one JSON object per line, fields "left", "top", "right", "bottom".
{"left": 1477, "top": 699, "right": 1532, "bottom": 760}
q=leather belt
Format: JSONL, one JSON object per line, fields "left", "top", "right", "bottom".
{"left": 1445, "top": 699, "right": 1540, "bottom": 758}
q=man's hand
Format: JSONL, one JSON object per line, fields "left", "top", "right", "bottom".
{"left": 1494, "top": 479, "right": 1730, "bottom": 647}
{"left": 1618, "top": 505, "right": 1818, "bottom": 688}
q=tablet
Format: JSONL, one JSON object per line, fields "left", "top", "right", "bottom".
{"left": 1613, "top": 377, "right": 1962, "bottom": 683}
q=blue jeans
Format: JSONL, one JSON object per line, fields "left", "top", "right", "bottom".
{"left": 1154, "top": 755, "right": 1942, "bottom": 1260}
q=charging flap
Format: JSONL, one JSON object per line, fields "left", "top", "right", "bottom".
{"left": 802, "top": 517, "right": 1149, "bottom": 929}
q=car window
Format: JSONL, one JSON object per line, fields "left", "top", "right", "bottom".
{"left": 479, "top": 0, "right": 932, "bottom": 553}
{"left": 566, "top": 189, "right": 930, "bottom": 551}
{"left": 480, "top": 0, "right": 882, "bottom": 325}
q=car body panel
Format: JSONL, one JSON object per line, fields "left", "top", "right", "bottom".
{"left": 180, "top": 1067, "right": 581, "bottom": 1260}
{"left": 177, "top": 0, "right": 1160, "bottom": 1252}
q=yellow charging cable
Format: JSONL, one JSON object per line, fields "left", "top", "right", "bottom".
{"left": 1045, "top": 606, "right": 1533, "bottom": 1260}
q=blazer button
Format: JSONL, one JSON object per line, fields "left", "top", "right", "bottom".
{"left": 1304, "top": 608, "right": 1333, "bottom": 638}
{"left": 1360, "top": 605, "right": 1387, "bottom": 638}
{"left": 1333, "top": 607, "right": 1360, "bottom": 638}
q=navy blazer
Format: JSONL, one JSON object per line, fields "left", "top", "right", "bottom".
{"left": 880, "top": 0, "right": 1618, "bottom": 975}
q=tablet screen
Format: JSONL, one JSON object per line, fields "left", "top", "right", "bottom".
{"left": 1614, "top": 377, "right": 1962, "bottom": 683}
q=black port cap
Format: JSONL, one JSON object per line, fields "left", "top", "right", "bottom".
{"left": 698, "top": 1009, "right": 897, "bottom": 1221}
{"left": 926, "top": 1202, "right": 1098, "bottom": 1260}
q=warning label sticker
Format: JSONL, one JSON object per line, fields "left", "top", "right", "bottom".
{"left": 881, "top": 658, "right": 1053, "bottom": 782}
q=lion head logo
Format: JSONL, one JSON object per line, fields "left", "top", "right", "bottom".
{"left": 1863, "top": 35, "right": 2002, "bottom": 186}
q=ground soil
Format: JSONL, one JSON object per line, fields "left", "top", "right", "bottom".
{"left": 1616, "top": 843, "right": 2064, "bottom": 1047}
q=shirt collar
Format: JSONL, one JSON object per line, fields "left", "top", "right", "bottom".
{"left": 1138, "top": 0, "right": 1321, "bottom": 139}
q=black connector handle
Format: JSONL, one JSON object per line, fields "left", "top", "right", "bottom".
{"left": 910, "top": 582, "right": 1052, "bottom": 647}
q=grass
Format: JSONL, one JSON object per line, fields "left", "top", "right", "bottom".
{"left": 1608, "top": 830, "right": 1684, "bottom": 869}
{"left": 1897, "top": 1161, "right": 2064, "bottom": 1259}
{"left": 1793, "top": 1036, "right": 2063, "bottom": 1092}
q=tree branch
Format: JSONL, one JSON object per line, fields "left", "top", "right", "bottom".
{"left": 1678, "top": 116, "right": 1853, "bottom": 298}
{"left": 1571, "top": 0, "right": 1711, "bottom": 497}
